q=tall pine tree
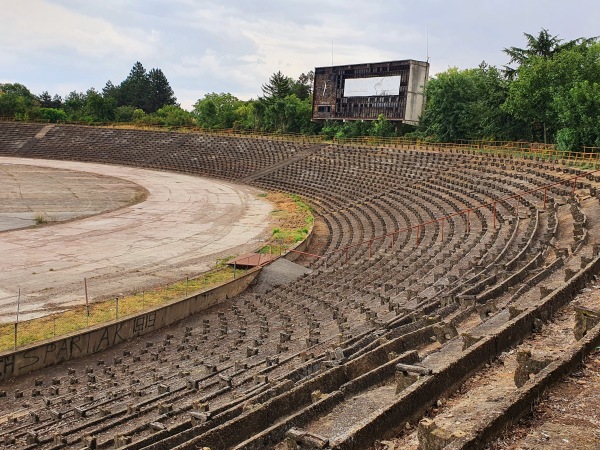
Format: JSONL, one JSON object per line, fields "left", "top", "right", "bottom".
{"left": 114, "top": 62, "right": 176, "bottom": 113}
{"left": 147, "top": 68, "right": 177, "bottom": 113}
{"left": 261, "top": 71, "right": 293, "bottom": 100}
{"left": 118, "top": 61, "right": 151, "bottom": 111}
{"left": 102, "top": 80, "right": 119, "bottom": 100}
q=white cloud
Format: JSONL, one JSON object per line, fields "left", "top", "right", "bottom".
{"left": 1, "top": 1, "right": 152, "bottom": 59}
{"left": 2, "top": 0, "right": 600, "bottom": 110}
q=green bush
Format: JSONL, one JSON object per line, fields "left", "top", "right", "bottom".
{"left": 39, "top": 108, "right": 67, "bottom": 123}
{"left": 114, "top": 105, "right": 136, "bottom": 122}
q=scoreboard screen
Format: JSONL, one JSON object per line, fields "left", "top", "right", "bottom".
{"left": 344, "top": 76, "right": 401, "bottom": 97}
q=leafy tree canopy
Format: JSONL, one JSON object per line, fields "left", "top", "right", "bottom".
{"left": 0, "top": 83, "right": 39, "bottom": 118}
{"left": 503, "top": 41, "right": 600, "bottom": 143}
{"left": 193, "top": 92, "right": 243, "bottom": 129}
{"left": 503, "top": 28, "right": 597, "bottom": 79}
{"left": 419, "top": 64, "right": 525, "bottom": 142}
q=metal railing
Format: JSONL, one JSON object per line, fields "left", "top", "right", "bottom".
{"left": 1, "top": 117, "right": 599, "bottom": 160}
{"left": 286, "top": 168, "right": 600, "bottom": 266}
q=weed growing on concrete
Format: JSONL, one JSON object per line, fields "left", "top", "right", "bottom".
{"left": 34, "top": 213, "right": 46, "bottom": 225}
{"left": 259, "top": 192, "right": 314, "bottom": 253}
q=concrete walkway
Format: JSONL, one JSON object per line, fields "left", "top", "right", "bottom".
{"left": 0, "top": 157, "right": 272, "bottom": 322}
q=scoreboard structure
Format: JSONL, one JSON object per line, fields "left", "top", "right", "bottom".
{"left": 311, "top": 59, "right": 429, "bottom": 125}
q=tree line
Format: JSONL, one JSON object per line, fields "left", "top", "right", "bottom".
{"left": 0, "top": 64, "right": 411, "bottom": 139}
{"left": 0, "top": 62, "right": 180, "bottom": 125}
{"left": 2, "top": 30, "right": 599, "bottom": 150}
{"left": 417, "top": 29, "right": 600, "bottom": 150}
{"left": 0, "top": 63, "right": 319, "bottom": 131}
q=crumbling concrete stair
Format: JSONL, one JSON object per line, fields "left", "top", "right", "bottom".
{"left": 7, "top": 123, "right": 54, "bottom": 154}
{"left": 238, "top": 144, "right": 325, "bottom": 183}
{"left": 325, "top": 251, "right": 600, "bottom": 449}
{"left": 445, "top": 320, "right": 600, "bottom": 450}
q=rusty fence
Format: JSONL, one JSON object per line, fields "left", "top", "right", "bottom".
{"left": 284, "top": 168, "right": 600, "bottom": 268}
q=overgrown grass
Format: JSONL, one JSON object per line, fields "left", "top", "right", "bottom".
{"left": 258, "top": 192, "right": 314, "bottom": 254}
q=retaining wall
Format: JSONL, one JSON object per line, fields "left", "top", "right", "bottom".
{"left": 283, "top": 222, "right": 315, "bottom": 263}
{"left": 0, "top": 268, "right": 261, "bottom": 382}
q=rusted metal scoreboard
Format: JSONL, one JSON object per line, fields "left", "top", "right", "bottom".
{"left": 311, "top": 59, "right": 429, "bottom": 125}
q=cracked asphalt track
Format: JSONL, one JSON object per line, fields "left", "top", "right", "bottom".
{"left": 0, "top": 157, "right": 272, "bottom": 322}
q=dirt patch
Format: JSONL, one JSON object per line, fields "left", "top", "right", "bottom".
{"left": 261, "top": 191, "right": 314, "bottom": 250}
{"left": 492, "top": 350, "right": 600, "bottom": 450}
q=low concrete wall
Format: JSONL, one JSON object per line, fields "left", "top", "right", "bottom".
{"left": 0, "top": 268, "right": 261, "bottom": 382}
{"left": 341, "top": 351, "right": 419, "bottom": 397}
{"left": 184, "top": 364, "right": 348, "bottom": 449}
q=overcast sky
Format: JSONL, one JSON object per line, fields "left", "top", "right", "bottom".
{"left": 1, "top": 1, "right": 598, "bottom": 110}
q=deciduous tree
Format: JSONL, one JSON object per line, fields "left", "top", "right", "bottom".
{"left": 193, "top": 93, "right": 243, "bottom": 128}
{"left": 0, "top": 83, "right": 39, "bottom": 118}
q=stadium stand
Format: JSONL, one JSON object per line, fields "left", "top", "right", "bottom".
{"left": 0, "top": 122, "right": 599, "bottom": 449}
